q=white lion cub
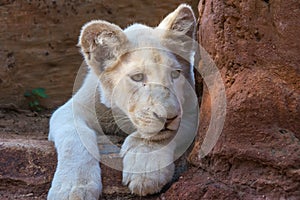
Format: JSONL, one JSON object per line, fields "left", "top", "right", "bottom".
{"left": 48, "top": 4, "right": 196, "bottom": 199}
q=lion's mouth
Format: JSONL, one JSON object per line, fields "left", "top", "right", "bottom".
{"left": 149, "top": 116, "right": 181, "bottom": 141}
{"left": 160, "top": 128, "right": 172, "bottom": 132}
{"left": 160, "top": 127, "right": 176, "bottom": 132}
{"left": 135, "top": 122, "right": 179, "bottom": 141}
{"left": 131, "top": 114, "right": 181, "bottom": 141}
{"left": 164, "top": 115, "right": 181, "bottom": 131}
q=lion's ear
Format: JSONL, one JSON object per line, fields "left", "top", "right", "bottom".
{"left": 78, "top": 20, "right": 128, "bottom": 74}
{"left": 157, "top": 4, "right": 196, "bottom": 39}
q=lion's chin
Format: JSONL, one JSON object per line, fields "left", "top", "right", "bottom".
{"left": 141, "top": 129, "right": 177, "bottom": 142}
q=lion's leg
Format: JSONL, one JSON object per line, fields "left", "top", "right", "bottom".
{"left": 48, "top": 106, "right": 102, "bottom": 200}
{"left": 121, "top": 134, "right": 175, "bottom": 196}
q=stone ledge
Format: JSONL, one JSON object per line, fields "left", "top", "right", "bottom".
{"left": 0, "top": 139, "right": 130, "bottom": 199}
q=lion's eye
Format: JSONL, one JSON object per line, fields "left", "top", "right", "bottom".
{"left": 171, "top": 70, "right": 181, "bottom": 79}
{"left": 130, "top": 73, "right": 144, "bottom": 82}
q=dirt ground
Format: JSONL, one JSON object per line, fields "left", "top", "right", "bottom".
{"left": 0, "top": 107, "right": 50, "bottom": 141}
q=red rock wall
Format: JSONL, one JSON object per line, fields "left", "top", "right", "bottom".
{"left": 164, "top": 0, "right": 300, "bottom": 199}
{"left": 0, "top": 0, "right": 198, "bottom": 109}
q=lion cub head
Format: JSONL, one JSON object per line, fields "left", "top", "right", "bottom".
{"left": 78, "top": 4, "right": 196, "bottom": 140}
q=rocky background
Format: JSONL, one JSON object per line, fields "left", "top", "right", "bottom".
{"left": 0, "top": 0, "right": 299, "bottom": 199}
{"left": 164, "top": 0, "right": 300, "bottom": 199}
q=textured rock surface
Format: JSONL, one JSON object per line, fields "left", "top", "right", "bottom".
{"left": 0, "top": 139, "right": 146, "bottom": 199}
{"left": 163, "top": 0, "right": 300, "bottom": 199}
{"left": 0, "top": 139, "right": 56, "bottom": 199}
{"left": 0, "top": 0, "right": 197, "bottom": 110}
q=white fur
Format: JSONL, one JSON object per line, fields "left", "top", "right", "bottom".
{"left": 48, "top": 4, "right": 196, "bottom": 199}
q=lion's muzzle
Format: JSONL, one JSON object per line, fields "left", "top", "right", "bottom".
{"left": 125, "top": 84, "right": 182, "bottom": 138}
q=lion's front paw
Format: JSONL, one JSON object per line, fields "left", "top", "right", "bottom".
{"left": 121, "top": 135, "right": 176, "bottom": 196}
{"left": 127, "top": 176, "right": 161, "bottom": 196}
{"left": 48, "top": 181, "right": 101, "bottom": 200}
{"left": 122, "top": 165, "right": 174, "bottom": 196}
{"left": 123, "top": 152, "right": 174, "bottom": 196}
{"left": 48, "top": 161, "right": 101, "bottom": 200}
{"left": 123, "top": 173, "right": 164, "bottom": 196}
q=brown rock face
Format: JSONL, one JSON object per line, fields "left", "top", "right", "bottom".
{"left": 163, "top": 0, "right": 300, "bottom": 199}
